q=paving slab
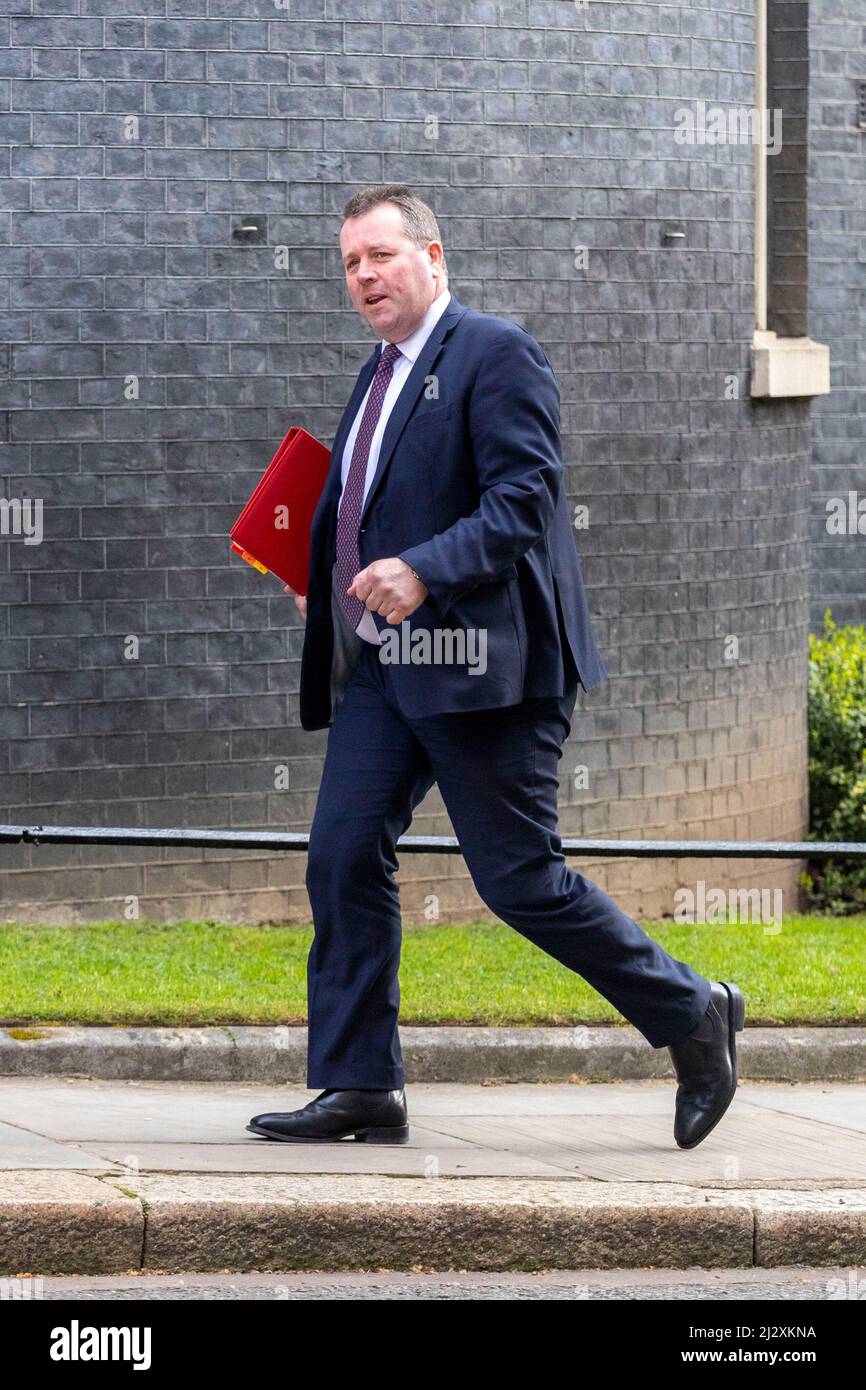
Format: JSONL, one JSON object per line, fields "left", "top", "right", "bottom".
{"left": 0, "top": 1077, "right": 863, "bottom": 1182}
{"left": 0, "top": 1119, "right": 123, "bottom": 1172}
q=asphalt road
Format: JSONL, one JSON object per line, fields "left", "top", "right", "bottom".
{"left": 11, "top": 1267, "right": 865, "bottom": 1300}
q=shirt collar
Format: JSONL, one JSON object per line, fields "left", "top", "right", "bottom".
{"left": 381, "top": 288, "right": 452, "bottom": 364}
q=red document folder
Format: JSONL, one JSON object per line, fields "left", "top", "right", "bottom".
{"left": 229, "top": 426, "right": 331, "bottom": 595}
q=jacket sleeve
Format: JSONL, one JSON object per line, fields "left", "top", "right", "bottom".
{"left": 396, "top": 327, "right": 563, "bottom": 617}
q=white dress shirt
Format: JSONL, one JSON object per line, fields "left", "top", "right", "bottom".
{"left": 338, "top": 287, "right": 452, "bottom": 644}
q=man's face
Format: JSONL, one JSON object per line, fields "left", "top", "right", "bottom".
{"left": 339, "top": 202, "right": 445, "bottom": 343}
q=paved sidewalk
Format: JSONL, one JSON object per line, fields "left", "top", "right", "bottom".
{"left": 0, "top": 1077, "right": 864, "bottom": 1274}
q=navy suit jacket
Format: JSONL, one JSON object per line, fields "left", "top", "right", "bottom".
{"left": 299, "top": 293, "right": 608, "bottom": 731}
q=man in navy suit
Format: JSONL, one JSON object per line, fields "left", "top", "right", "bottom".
{"left": 248, "top": 185, "right": 744, "bottom": 1151}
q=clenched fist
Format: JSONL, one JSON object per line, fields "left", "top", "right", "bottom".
{"left": 347, "top": 557, "right": 429, "bottom": 625}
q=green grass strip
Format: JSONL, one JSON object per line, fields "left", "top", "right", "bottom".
{"left": 0, "top": 915, "right": 863, "bottom": 1028}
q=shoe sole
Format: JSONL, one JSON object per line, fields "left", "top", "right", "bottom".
{"left": 245, "top": 1122, "right": 410, "bottom": 1145}
{"left": 676, "top": 981, "right": 746, "bottom": 1150}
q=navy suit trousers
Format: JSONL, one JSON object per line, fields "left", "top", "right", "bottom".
{"left": 304, "top": 638, "right": 712, "bottom": 1089}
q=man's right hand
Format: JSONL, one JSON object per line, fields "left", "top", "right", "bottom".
{"left": 283, "top": 583, "right": 307, "bottom": 620}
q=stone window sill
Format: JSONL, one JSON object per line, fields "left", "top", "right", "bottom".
{"left": 750, "top": 331, "right": 830, "bottom": 398}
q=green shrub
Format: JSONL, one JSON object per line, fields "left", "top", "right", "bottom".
{"left": 802, "top": 609, "right": 866, "bottom": 913}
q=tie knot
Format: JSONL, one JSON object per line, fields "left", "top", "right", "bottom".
{"left": 380, "top": 343, "right": 401, "bottom": 369}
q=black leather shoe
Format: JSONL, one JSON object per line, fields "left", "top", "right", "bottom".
{"left": 668, "top": 981, "right": 745, "bottom": 1149}
{"left": 246, "top": 1088, "right": 409, "bottom": 1144}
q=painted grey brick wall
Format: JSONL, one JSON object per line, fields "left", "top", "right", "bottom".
{"left": 807, "top": 0, "right": 866, "bottom": 631}
{"left": 0, "top": 0, "right": 808, "bottom": 925}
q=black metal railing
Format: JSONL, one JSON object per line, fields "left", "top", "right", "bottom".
{"left": 1, "top": 823, "right": 864, "bottom": 860}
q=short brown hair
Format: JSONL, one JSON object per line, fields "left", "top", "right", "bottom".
{"left": 340, "top": 183, "right": 448, "bottom": 280}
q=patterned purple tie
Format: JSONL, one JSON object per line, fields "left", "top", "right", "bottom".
{"left": 335, "top": 341, "right": 402, "bottom": 628}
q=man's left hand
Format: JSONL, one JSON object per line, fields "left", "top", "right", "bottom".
{"left": 347, "top": 558, "right": 429, "bottom": 625}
